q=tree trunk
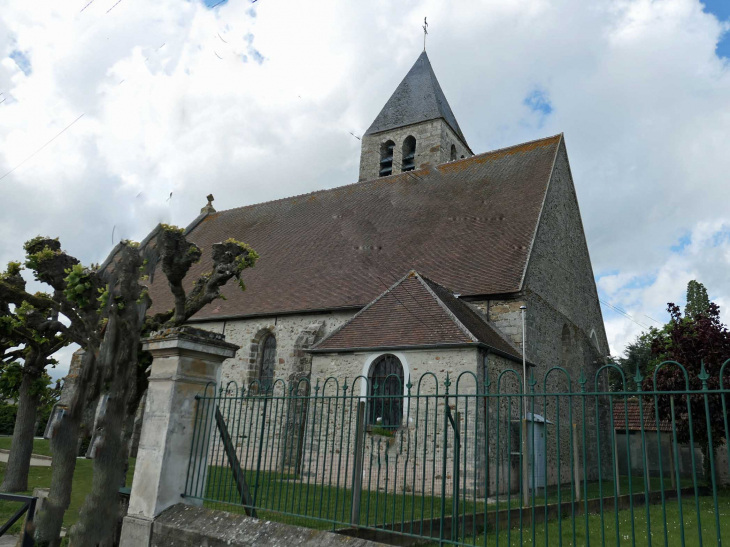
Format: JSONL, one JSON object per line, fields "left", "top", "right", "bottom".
{"left": 71, "top": 315, "right": 138, "bottom": 547}
{"left": 34, "top": 351, "right": 96, "bottom": 547}
{"left": 70, "top": 391, "right": 127, "bottom": 547}
{"left": 34, "top": 418, "right": 80, "bottom": 547}
{"left": 0, "top": 358, "right": 42, "bottom": 493}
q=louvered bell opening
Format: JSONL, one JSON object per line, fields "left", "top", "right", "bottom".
{"left": 402, "top": 152, "right": 415, "bottom": 172}
{"left": 379, "top": 141, "right": 395, "bottom": 177}
{"left": 401, "top": 136, "right": 416, "bottom": 173}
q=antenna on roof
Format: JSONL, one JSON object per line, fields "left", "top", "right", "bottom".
{"left": 422, "top": 17, "right": 428, "bottom": 52}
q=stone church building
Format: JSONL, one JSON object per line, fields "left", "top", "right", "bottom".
{"left": 146, "top": 51, "right": 608, "bottom": 401}
{"left": 90, "top": 51, "right": 609, "bottom": 495}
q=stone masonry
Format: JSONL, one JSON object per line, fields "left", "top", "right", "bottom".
{"left": 358, "top": 119, "right": 471, "bottom": 182}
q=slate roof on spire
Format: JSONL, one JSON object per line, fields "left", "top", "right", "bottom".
{"left": 364, "top": 51, "right": 468, "bottom": 145}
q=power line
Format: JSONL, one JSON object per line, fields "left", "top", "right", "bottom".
{"left": 0, "top": 114, "right": 85, "bottom": 181}
{"left": 527, "top": 245, "right": 656, "bottom": 330}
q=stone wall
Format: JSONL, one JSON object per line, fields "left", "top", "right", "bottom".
{"left": 358, "top": 119, "right": 471, "bottom": 182}
{"left": 202, "top": 347, "right": 523, "bottom": 499}
{"left": 149, "top": 504, "right": 382, "bottom": 547}
{"left": 192, "top": 310, "right": 354, "bottom": 390}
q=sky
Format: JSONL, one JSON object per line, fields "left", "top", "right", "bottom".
{"left": 1, "top": 0, "right": 729, "bottom": 380}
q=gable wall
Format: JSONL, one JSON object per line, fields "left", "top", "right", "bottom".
{"left": 522, "top": 138, "right": 608, "bottom": 377}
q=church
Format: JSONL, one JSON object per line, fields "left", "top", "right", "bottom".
{"left": 146, "top": 50, "right": 608, "bottom": 403}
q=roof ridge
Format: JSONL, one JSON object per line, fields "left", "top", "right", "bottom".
{"left": 518, "top": 133, "right": 564, "bottom": 290}
{"left": 310, "top": 270, "right": 415, "bottom": 350}
{"left": 417, "top": 272, "right": 525, "bottom": 359}
{"left": 413, "top": 272, "right": 479, "bottom": 343}
{"left": 204, "top": 134, "right": 563, "bottom": 221}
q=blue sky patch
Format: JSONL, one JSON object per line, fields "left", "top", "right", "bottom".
{"left": 702, "top": 0, "right": 730, "bottom": 59}
{"left": 9, "top": 50, "right": 31, "bottom": 75}
{"left": 249, "top": 47, "right": 264, "bottom": 64}
{"left": 670, "top": 231, "right": 692, "bottom": 253}
{"left": 203, "top": 0, "right": 227, "bottom": 7}
{"left": 524, "top": 88, "right": 553, "bottom": 116}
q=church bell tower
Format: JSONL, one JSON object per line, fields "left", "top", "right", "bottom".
{"left": 358, "top": 51, "right": 472, "bottom": 182}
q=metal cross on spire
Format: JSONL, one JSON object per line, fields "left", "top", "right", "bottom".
{"left": 423, "top": 17, "right": 428, "bottom": 51}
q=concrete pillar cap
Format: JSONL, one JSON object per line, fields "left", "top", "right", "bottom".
{"left": 141, "top": 326, "right": 239, "bottom": 359}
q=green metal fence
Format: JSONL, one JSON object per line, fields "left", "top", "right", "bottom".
{"left": 183, "top": 360, "right": 730, "bottom": 546}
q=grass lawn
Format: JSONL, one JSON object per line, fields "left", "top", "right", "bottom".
{"left": 0, "top": 436, "right": 52, "bottom": 457}
{"left": 445, "top": 490, "right": 730, "bottom": 546}
{"left": 0, "top": 439, "right": 135, "bottom": 536}
{"left": 200, "top": 466, "right": 696, "bottom": 529}
{"left": 199, "top": 465, "right": 717, "bottom": 546}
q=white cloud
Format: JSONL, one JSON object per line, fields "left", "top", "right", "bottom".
{"left": 1, "top": 0, "right": 730, "bottom": 375}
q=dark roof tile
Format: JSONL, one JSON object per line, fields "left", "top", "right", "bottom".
{"left": 311, "top": 271, "right": 522, "bottom": 359}
{"left": 146, "top": 134, "right": 562, "bottom": 320}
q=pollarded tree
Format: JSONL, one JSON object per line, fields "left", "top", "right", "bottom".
{"left": 643, "top": 299, "right": 730, "bottom": 483}
{"left": 0, "top": 262, "right": 71, "bottom": 492}
{"left": 9, "top": 227, "right": 257, "bottom": 547}
{"left": 69, "top": 228, "right": 258, "bottom": 547}
{"left": 0, "top": 239, "right": 107, "bottom": 547}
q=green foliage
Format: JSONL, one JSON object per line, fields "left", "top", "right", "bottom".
{"left": 63, "top": 264, "right": 94, "bottom": 308}
{"left": 0, "top": 362, "right": 24, "bottom": 399}
{"left": 0, "top": 261, "right": 23, "bottom": 280}
{"left": 613, "top": 328, "right": 662, "bottom": 391}
{"left": 22, "top": 236, "right": 58, "bottom": 254}
{"left": 25, "top": 246, "right": 59, "bottom": 272}
{"left": 368, "top": 426, "right": 395, "bottom": 437}
{"left": 222, "top": 238, "right": 260, "bottom": 290}
{"left": 0, "top": 362, "right": 55, "bottom": 402}
{"left": 97, "top": 284, "right": 110, "bottom": 311}
{"left": 160, "top": 223, "right": 184, "bottom": 233}
{"left": 685, "top": 279, "right": 711, "bottom": 318}
{"left": 0, "top": 402, "right": 17, "bottom": 436}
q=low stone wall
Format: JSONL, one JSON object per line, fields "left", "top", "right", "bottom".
{"left": 150, "top": 504, "right": 382, "bottom": 547}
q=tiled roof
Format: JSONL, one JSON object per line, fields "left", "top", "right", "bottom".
{"left": 311, "top": 271, "right": 522, "bottom": 360}
{"left": 146, "top": 134, "right": 562, "bottom": 320}
{"left": 364, "top": 51, "right": 468, "bottom": 146}
{"left": 613, "top": 399, "right": 672, "bottom": 432}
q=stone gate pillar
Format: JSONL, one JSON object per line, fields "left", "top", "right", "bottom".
{"left": 119, "top": 327, "right": 238, "bottom": 547}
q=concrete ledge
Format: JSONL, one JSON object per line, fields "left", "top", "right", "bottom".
{"left": 119, "top": 514, "right": 153, "bottom": 547}
{"left": 152, "top": 504, "right": 382, "bottom": 547}
{"left": 0, "top": 449, "right": 53, "bottom": 461}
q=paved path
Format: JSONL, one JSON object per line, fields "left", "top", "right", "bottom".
{"left": 0, "top": 535, "right": 18, "bottom": 546}
{"left": 0, "top": 452, "right": 52, "bottom": 467}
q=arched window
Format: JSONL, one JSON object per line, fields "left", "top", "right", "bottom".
{"left": 561, "top": 325, "right": 571, "bottom": 368}
{"left": 368, "top": 354, "right": 404, "bottom": 428}
{"left": 401, "top": 136, "right": 416, "bottom": 172}
{"left": 259, "top": 334, "right": 276, "bottom": 391}
{"left": 450, "top": 144, "right": 457, "bottom": 161}
{"left": 379, "top": 140, "right": 394, "bottom": 177}
{"left": 590, "top": 330, "right": 600, "bottom": 352}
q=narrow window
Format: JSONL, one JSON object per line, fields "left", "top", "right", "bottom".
{"left": 401, "top": 136, "right": 416, "bottom": 172}
{"left": 260, "top": 334, "right": 276, "bottom": 391}
{"left": 561, "top": 325, "right": 571, "bottom": 368}
{"left": 379, "top": 140, "right": 394, "bottom": 177}
{"left": 450, "top": 144, "right": 457, "bottom": 161}
{"left": 590, "top": 330, "right": 600, "bottom": 351}
{"left": 368, "top": 354, "right": 404, "bottom": 428}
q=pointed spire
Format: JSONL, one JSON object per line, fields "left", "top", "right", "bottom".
{"left": 364, "top": 51, "right": 467, "bottom": 144}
